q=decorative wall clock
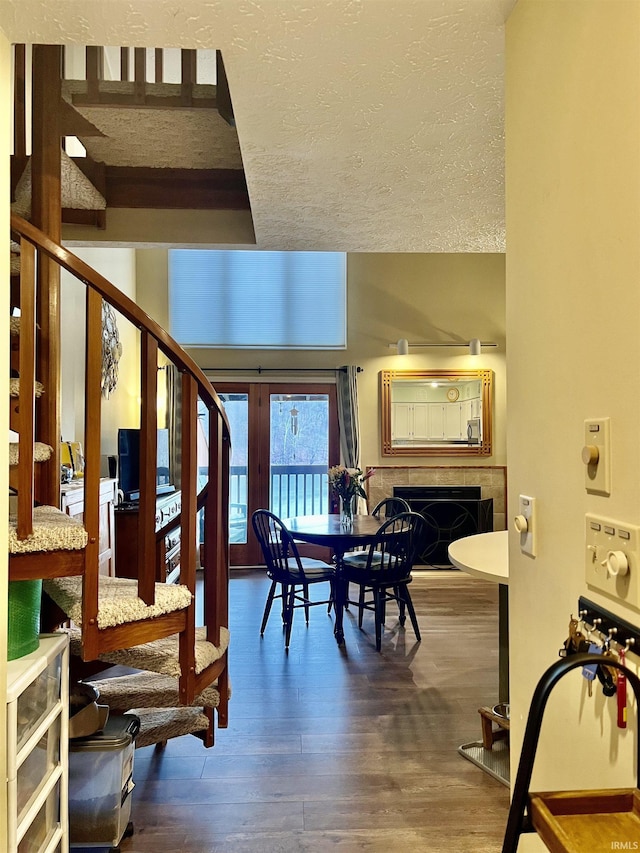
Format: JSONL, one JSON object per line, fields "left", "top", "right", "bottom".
{"left": 446, "top": 387, "right": 460, "bottom": 402}
{"left": 101, "top": 302, "right": 123, "bottom": 398}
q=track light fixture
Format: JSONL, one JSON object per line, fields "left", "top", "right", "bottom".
{"left": 389, "top": 339, "right": 497, "bottom": 356}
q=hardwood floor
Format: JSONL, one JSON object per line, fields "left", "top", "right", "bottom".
{"left": 115, "top": 570, "right": 510, "bottom": 852}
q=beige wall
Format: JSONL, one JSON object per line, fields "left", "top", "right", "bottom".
{"left": 135, "top": 249, "right": 507, "bottom": 471}
{"left": 0, "top": 28, "right": 10, "bottom": 840}
{"left": 507, "top": 0, "right": 640, "bottom": 809}
{"left": 60, "top": 248, "right": 141, "bottom": 463}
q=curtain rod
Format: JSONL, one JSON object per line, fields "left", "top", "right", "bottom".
{"left": 203, "top": 366, "right": 364, "bottom": 374}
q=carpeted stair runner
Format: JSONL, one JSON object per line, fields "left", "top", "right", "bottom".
{"left": 45, "top": 575, "right": 193, "bottom": 630}
{"left": 9, "top": 505, "right": 88, "bottom": 553}
{"left": 9, "top": 441, "right": 53, "bottom": 466}
{"left": 68, "top": 623, "right": 229, "bottom": 676}
{"left": 85, "top": 670, "right": 223, "bottom": 748}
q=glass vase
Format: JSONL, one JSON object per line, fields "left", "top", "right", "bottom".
{"left": 340, "top": 495, "right": 354, "bottom": 527}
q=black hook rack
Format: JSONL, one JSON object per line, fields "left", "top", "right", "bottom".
{"left": 578, "top": 596, "right": 640, "bottom": 655}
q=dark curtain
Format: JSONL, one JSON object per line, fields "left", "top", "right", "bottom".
{"left": 336, "top": 366, "right": 364, "bottom": 513}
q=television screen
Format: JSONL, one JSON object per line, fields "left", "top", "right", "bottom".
{"left": 118, "top": 428, "right": 173, "bottom": 501}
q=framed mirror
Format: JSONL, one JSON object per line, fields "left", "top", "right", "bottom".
{"left": 380, "top": 369, "right": 493, "bottom": 456}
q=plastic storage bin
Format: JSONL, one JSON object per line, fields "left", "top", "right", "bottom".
{"left": 68, "top": 713, "right": 140, "bottom": 848}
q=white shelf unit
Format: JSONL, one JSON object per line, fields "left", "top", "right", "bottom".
{"left": 6, "top": 633, "right": 69, "bottom": 853}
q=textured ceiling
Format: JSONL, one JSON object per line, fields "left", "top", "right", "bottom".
{"left": 1, "top": 0, "right": 517, "bottom": 252}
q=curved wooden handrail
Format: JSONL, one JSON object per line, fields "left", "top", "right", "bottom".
{"left": 9, "top": 212, "right": 230, "bottom": 708}
{"left": 10, "top": 213, "right": 231, "bottom": 440}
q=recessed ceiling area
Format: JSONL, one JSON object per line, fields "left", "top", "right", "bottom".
{"left": 1, "top": 0, "right": 517, "bottom": 252}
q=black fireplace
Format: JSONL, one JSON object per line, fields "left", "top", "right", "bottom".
{"left": 393, "top": 485, "right": 493, "bottom": 568}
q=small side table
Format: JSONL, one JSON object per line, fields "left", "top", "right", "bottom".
{"left": 478, "top": 705, "right": 510, "bottom": 750}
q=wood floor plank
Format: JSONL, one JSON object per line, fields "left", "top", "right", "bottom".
{"left": 105, "top": 570, "right": 511, "bottom": 852}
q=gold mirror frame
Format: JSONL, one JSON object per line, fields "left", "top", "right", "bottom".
{"left": 380, "top": 369, "right": 493, "bottom": 457}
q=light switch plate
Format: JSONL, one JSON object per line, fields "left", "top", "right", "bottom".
{"left": 517, "top": 494, "right": 537, "bottom": 557}
{"left": 585, "top": 513, "right": 640, "bottom": 609}
{"left": 583, "top": 418, "right": 611, "bottom": 495}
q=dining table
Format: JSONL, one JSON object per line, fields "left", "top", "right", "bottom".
{"left": 283, "top": 513, "right": 386, "bottom": 644}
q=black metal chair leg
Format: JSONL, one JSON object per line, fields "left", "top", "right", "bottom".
{"left": 260, "top": 580, "right": 278, "bottom": 635}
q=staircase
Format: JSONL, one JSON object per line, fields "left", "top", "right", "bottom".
{"left": 8, "top": 214, "right": 232, "bottom": 743}
{"left": 8, "top": 43, "right": 235, "bottom": 746}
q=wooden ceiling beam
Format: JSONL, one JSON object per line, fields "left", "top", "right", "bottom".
{"left": 103, "top": 166, "right": 249, "bottom": 210}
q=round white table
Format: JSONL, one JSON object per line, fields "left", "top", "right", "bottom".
{"left": 449, "top": 530, "right": 509, "bottom": 702}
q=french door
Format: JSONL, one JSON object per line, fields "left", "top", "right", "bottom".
{"left": 215, "top": 382, "right": 339, "bottom": 566}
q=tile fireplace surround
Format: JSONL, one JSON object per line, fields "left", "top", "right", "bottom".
{"left": 366, "top": 466, "right": 507, "bottom": 533}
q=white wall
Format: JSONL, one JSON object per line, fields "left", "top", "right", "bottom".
{"left": 60, "top": 248, "right": 141, "bottom": 464}
{"left": 507, "top": 0, "right": 640, "bottom": 803}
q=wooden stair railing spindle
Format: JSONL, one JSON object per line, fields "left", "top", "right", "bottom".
{"left": 138, "top": 332, "right": 159, "bottom": 606}
{"left": 204, "top": 403, "right": 228, "bottom": 649}
{"left": 134, "top": 48, "right": 146, "bottom": 105}
{"left": 181, "top": 49, "right": 197, "bottom": 107}
{"left": 179, "top": 372, "right": 198, "bottom": 704}
{"left": 13, "top": 44, "right": 26, "bottom": 159}
{"left": 32, "top": 45, "right": 62, "bottom": 509}
{"left": 16, "top": 238, "right": 36, "bottom": 540}
{"left": 9, "top": 214, "right": 231, "bottom": 721}
{"left": 80, "top": 287, "right": 104, "bottom": 659}
{"left": 85, "top": 46, "right": 104, "bottom": 102}
{"left": 154, "top": 49, "right": 163, "bottom": 84}
{"left": 120, "top": 47, "right": 130, "bottom": 82}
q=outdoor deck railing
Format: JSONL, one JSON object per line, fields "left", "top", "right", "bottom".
{"left": 229, "top": 464, "right": 330, "bottom": 523}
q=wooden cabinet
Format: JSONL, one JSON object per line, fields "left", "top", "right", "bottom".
{"left": 60, "top": 478, "right": 117, "bottom": 577}
{"left": 392, "top": 400, "right": 484, "bottom": 442}
{"left": 6, "top": 633, "right": 69, "bottom": 853}
{"left": 392, "top": 402, "right": 432, "bottom": 440}
{"left": 115, "top": 491, "right": 181, "bottom": 584}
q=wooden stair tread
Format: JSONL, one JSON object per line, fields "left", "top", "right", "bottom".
{"left": 9, "top": 441, "right": 53, "bottom": 465}
{"left": 9, "top": 505, "right": 88, "bottom": 554}
{"left": 131, "top": 707, "right": 212, "bottom": 749}
{"left": 44, "top": 575, "right": 193, "bottom": 630}
{"left": 69, "top": 623, "right": 229, "bottom": 678}
{"left": 9, "top": 377, "right": 44, "bottom": 398}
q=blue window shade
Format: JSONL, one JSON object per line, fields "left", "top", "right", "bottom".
{"left": 169, "top": 250, "right": 346, "bottom": 349}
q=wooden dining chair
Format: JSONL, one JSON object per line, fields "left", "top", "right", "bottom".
{"left": 343, "top": 495, "right": 411, "bottom": 610}
{"left": 341, "top": 511, "right": 427, "bottom": 651}
{"left": 370, "top": 496, "right": 411, "bottom": 518}
{"left": 251, "top": 509, "right": 336, "bottom": 649}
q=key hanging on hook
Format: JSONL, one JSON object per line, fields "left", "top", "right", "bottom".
{"left": 582, "top": 641, "right": 603, "bottom": 698}
{"left": 617, "top": 648, "right": 627, "bottom": 729}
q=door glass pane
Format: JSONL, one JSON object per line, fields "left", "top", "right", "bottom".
{"left": 205, "top": 393, "right": 249, "bottom": 544}
{"left": 269, "top": 394, "right": 330, "bottom": 519}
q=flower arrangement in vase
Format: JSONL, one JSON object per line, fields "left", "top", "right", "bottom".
{"left": 328, "top": 465, "right": 375, "bottom": 526}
